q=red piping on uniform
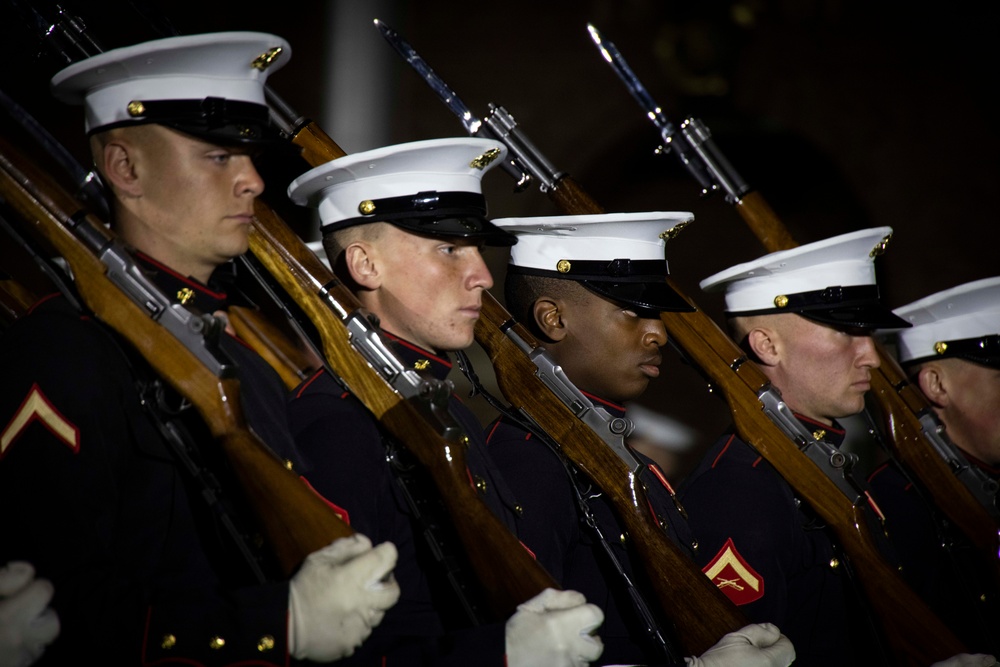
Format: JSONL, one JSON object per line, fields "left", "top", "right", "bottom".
{"left": 26, "top": 292, "right": 60, "bottom": 315}
{"left": 299, "top": 475, "right": 351, "bottom": 525}
{"left": 295, "top": 369, "right": 326, "bottom": 398}
{"left": 711, "top": 434, "right": 736, "bottom": 468}
{"left": 383, "top": 333, "right": 452, "bottom": 368}
{"left": 136, "top": 251, "right": 228, "bottom": 299}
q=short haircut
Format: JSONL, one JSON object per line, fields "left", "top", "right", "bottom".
{"left": 504, "top": 272, "right": 589, "bottom": 340}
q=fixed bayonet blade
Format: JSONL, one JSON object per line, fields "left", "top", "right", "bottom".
{"left": 374, "top": 19, "right": 482, "bottom": 135}
{"left": 587, "top": 23, "right": 719, "bottom": 196}
{"left": 587, "top": 23, "right": 676, "bottom": 141}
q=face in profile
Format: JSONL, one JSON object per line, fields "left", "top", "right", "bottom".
{"left": 106, "top": 125, "right": 264, "bottom": 281}
{"left": 362, "top": 225, "right": 494, "bottom": 352}
{"left": 763, "top": 314, "right": 880, "bottom": 425}
{"left": 546, "top": 287, "right": 667, "bottom": 404}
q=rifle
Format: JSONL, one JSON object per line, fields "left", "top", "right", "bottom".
{"left": 10, "top": 2, "right": 561, "bottom": 620}
{"left": 381, "top": 20, "right": 970, "bottom": 664}
{"left": 587, "top": 20, "right": 1000, "bottom": 601}
{"left": 375, "top": 20, "right": 750, "bottom": 656}
{"left": 0, "top": 128, "right": 354, "bottom": 576}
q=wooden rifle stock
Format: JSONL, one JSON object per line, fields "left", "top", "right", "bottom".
{"left": 228, "top": 305, "right": 316, "bottom": 390}
{"left": 476, "top": 295, "right": 747, "bottom": 655}
{"left": 542, "top": 170, "right": 967, "bottom": 663}
{"left": 247, "top": 124, "right": 558, "bottom": 619}
{"left": 0, "top": 134, "right": 353, "bottom": 576}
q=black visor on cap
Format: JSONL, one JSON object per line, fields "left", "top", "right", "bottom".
{"left": 97, "top": 97, "right": 292, "bottom": 151}
{"left": 748, "top": 285, "right": 911, "bottom": 330}
{"left": 582, "top": 279, "right": 693, "bottom": 314}
{"left": 322, "top": 190, "right": 516, "bottom": 246}
{"left": 905, "top": 334, "right": 1000, "bottom": 369}
{"left": 508, "top": 259, "right": 693, "bottom": 313}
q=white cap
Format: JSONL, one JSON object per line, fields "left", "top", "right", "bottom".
{"left": 287, "top": 137, "right": 515, "bottom": 245}
{"left": 700, "top": 226, "right": 909, "bottom": 329}
{"left": 50, "top": 32, "right": 290, "bottom": 144}
{"left": 491, "top": 211, "right": 694, "bottom": 312}
{"left": 892, "top": 277, "right": 1000, "bottom": 367}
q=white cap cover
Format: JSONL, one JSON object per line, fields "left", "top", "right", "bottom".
{"left": 493, "top": 211, "right": 695, "bottom": 312}
{"left": 700, "top": 226, "right": 909, "bottom": 329}
{"left": 287, "top": 137, "right": 515, "bottom": 245}
{"left": 892, "top": 277, "right": 1000, "bottom": 367}
{"left": 51, "top": 31, "right": 290, "bottom": 143}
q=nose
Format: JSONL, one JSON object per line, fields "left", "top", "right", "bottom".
{"left": 642, "top": 315, "right": 668, "bottom": 348}
{"left": 856, "top": 335, "right": 880, "bottom": 369}
{"left": 466, "top": 247, "right": 493, "bottom": 291}
{"left": 236, "top": 155, "right": 265, "bottom": 198}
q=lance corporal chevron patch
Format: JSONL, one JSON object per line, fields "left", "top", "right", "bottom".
{"left": 1, "top": 383, "right": 81, "bottom": 458}
{"left": 702, "top": 537, "right": 764, "bottom": 605}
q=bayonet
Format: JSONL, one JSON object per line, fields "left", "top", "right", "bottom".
{"left": 586, "top": 23, "right": 748, "bottom": 203}
{"left": 375, "top": 18, "right": 564, "bottom": 192}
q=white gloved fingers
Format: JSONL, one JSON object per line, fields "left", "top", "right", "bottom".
{"left": 359, "top": 541, "right": 399, "bottom": 590}
{"left": 686, "top": 623, "right": 795, "bottom": 667}
{"left": 0, "top": 562, "right": 35, "bottom": 597}
{"left": 288, "top": 535, "right": 400, "bottom": 662}
{"left": 554, "top": 602, "right": 604, "bottom": 663}
{"left": 517, "top": 587, "right": 587, "bottom": 614}
{"left": 0, "top": 579, "right": 55, "bottom": 627}
{"left": 931, "top": 654, "right": 999, "bottom": 667}
{"left": 505, "top": 591, "right": 605, "bottom": 667}
{"left": 24, "top": 605, "right": 60, "bottom": 646}
{"left": 731, "top": 622, "right": 782, "bottom": 648}
{"left": 313, "top": 534, "right": 374, "bottom": 567}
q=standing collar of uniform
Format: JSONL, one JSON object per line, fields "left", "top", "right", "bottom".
{"left": 794, "top": 413, "right": 846, "bottom": 447}
{"left": 382, "top": 332, "right": 453, "bottom": 381}
{"left": 582, "top": 391, "right": 626, "bottom": 419}
{"left": 134, "top": 251, "right": 230, "bottom": 313}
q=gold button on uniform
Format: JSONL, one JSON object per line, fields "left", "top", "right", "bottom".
{"left": 829, "top": 558, "right": 840, "bottom": 570}
{"left": 258, "top": 635, "right": 276, "bottom": 652}
{"left": 177, "top": 287, "right": 195, "bottom": 305}
{"left": 209, "top": 636, "right": 226, "bottom": 650}
{"left": 161, "top": 634, "right": 177, "bottom": 650}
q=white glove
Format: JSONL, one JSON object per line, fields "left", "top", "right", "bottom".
{"left": 288, "top": 534, "right": 400, "bottom": 662}
{"left": 684, "top": 623, "right": 795, "bottom": 667}
{"left": 0, "top": 562, "right": 60, "bottom": 667}
{"left": 931, "top": 655, "right": 998, "bottom": 667}
{"left": 505, "top": 588, "right": 605, "bottom": 667}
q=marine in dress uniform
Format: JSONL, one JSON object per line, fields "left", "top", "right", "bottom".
{"left": 483, "top": 213, "right": 795, "bottom": 667}
{"left": 679, "top": 228, "right": 911, "bottom": 666}
{"left": 868, "top": 277, "right": 1000, "bottom": 654}
{"left": 484, "top": 212, "right": 697, "bottom": 665}
{"left": 284, "top": 139, "right": 604, "bottom": 666}
{"left": 0, "top": 33, "right": 399, "bottom": 665}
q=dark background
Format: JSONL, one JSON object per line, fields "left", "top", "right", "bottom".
{"left": 3, "top": 0, "right": 997, "bottom": 481}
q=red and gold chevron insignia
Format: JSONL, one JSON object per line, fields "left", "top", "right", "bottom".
{"left": 702, "top": 537, "right": 764, "bottom": 605}
{"left": 1, "top": 383, "right": 80, "bottom": 458}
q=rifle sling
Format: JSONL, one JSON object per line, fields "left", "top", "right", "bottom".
{"left": 454, "top": 349, "right": 683, "bottom": 663}
{"left": 383, "top": 433, "right": 490, "bottom": 627}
